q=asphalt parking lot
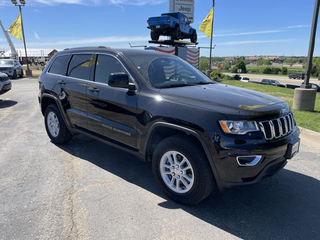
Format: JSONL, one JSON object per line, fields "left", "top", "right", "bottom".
{"left": 1, "top": 77, "right": 320, "bottom": 239}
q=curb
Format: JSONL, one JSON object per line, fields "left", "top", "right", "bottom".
{"left": 298, "top": 127, "right": 320, "bottom": 150}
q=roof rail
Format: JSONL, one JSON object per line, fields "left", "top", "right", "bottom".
{"left": 63, "top": 46, "right": 111, "bottom": 51}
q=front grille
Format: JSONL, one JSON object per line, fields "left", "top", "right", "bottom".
{"left": 259, "top": 112, "right": 296, "bottom": 140}
{"left": 0, "top": 76, "right": 9, "bottom": 81}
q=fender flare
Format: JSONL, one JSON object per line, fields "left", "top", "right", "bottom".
{"left": 143, "top": 122, "right": 220, "bottom": 181}
{"left": 40, "top": 93, "right": 73, "bottom": 130}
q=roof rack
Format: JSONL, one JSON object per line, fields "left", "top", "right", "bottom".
{"left": 148, "top": 40, "right": 197, "bottom": 47}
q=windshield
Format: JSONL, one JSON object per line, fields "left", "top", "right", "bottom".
{"left": 0, "top": 60, "right": 14, "bottom": 65}
{"left": 126, "top": 54, "right": 213, "bottom": 88}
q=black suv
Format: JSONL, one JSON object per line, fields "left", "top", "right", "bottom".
{"left": 38, "top": 47, "right": 300, "bottom": 205}
{"left": 289, "top": 72, "right": 305, "bottom": 80}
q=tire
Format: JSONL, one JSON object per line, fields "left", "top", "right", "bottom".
{"left": 152, "top": 135, "right": 215, "bottom": 205}
{"left": 44, "top": 104, "right": 73, "bottom": 144}
{"left": 12, "top": 70, "right": 17, "bottom": 79}
{"left": 190, "top": 30, "right": 197, "bottom": 43}
{"left": 150, "top": 30, "right": 159, "bottom": 41}
{"left": 172, "top": 25, "right": 181, "bottom": 40}
{"left": 19, "top": 69, "right": 24, "bottom": 78}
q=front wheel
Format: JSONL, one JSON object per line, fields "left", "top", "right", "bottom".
{"left": 44, "top": 104, "right": 73, "bottom": 144}
{"left": 152, "top": 135, "right": 215, "bottom": 205}
{"left": 172, "top": 25, "right": 181, "bottom": 40}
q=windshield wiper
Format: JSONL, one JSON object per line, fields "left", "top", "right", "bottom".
{"left": 161, "top": 83, "right": 193, "bottom": 88}
{"left": 194, "top": 81, "right": 214, "bottom": 85}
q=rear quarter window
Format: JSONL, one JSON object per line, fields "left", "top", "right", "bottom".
{"left": 48, "top": 55, "right": 70, "bottom": 75}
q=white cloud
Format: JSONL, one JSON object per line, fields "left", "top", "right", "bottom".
{"left": 34, "top": 32, "right": 40, "bottom": 39}
{"left": 26, "top": 35, "right": 149, "bottom": 48}
{"left": 109, "top": 0, "right": 166, "bottom": 6}
{"left": 219, "top": 39, "right": 292, "bottom": 46}
{"left": 25, "top": 0, "right": 165, "bottom": 6}
{"left": 287, "top": 25, "right": 309, "bottom": 29}
{"left": 198, "top": 29, "right": 284, "bottom": 39}
{"left": 215, "top": 30, "right": 284, "bottom": 37}
{"left": 33, "top": 0, "right": 92, "bottom": 6}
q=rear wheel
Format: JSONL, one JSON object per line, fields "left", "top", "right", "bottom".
{"left": 172, "top": 25, "right": 181, "bottom": 40}
{"left": 19, "top": 69, "right": 24, "bottom": 78}
{"left": 190, "top": 30, "right": 197, "bottom": 43}
{"left": 152, "top": 135, "right": 215, "bottom": 205}
{"left": 150, "top": 30, "right": 159, "bottom": 41}
{"left": 12, "top": 70, "right": 17, "bottom": 79}
{"left": 44, "top": 104, "right": 73, "bottom": 144}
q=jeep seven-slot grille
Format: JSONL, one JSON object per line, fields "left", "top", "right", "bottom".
{"left": 259, "top": 112, "right": 296, "bottom": 140}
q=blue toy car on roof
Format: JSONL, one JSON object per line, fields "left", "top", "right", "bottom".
{"left": 147, "top": 12, "right": 197, "bottom": 43}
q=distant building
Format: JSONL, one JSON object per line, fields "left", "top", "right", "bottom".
{"left": 2, "top": 48, "right": 60, "bottom": 65}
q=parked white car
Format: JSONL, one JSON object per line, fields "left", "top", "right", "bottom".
{"left": 240, "top": 77, "right": 250, "bottom": 82}
{"left": 0, "top": 59, "right": 23, "bottom": 79}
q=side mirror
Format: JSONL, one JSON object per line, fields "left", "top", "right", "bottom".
{"left": 108, "top": 72, "right": 136, "bottom": 91}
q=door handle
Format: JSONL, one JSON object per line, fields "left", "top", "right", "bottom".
{"left": 88, "top": 87, "right": 100, "bottom": 93}
{"left": 57, "top": 80, "right": 66, "bottom": 85}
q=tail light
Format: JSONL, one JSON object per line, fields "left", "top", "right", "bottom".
{"left": 167, "top": 18, "right": 170, "bottom": 22}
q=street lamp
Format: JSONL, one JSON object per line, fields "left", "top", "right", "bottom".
{"left": 11, "top": 0, "right": 32, "bottom": 77}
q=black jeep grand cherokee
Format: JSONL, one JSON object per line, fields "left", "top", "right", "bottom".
{"left": 38, "top": 47, "right": 300, "bottom": 205}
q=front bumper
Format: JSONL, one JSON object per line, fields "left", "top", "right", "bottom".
{"left": 0, "top": 80, "right": 12, "bottom": 95}
{"left": 0, "top": 69, "right": 13, "bottom": 77}
{"left": 210, "top": 127, "right": 300, "bottom": 189}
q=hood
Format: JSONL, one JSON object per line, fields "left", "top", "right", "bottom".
{"left": 0, "top": 64, "right": 14, "bottom": 68}
{"left": 158, "top": 83, "right": 289, "bottom": 119}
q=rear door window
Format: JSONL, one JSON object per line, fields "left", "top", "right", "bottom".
{"left": 67, "top": 54, "right": 94, "bottom": 80}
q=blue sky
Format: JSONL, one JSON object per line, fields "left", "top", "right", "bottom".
{"left": 0, "top": 0, "right": 319, "bottom": 57}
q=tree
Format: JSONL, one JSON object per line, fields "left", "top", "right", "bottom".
{"left": 199, "top": 57, "right": 208, "bottom": 72}
{"left": 256, "top": 58, "right": 264, "bottom": 66}
{"left": 284, "top": 58, "right": 296, "bottom": 67}
{"left": 231, "top": 59, "right": 247, "bottom": 73}
{"left": 220, "top": 60, "right": 231, "bottom": 71}
{"left": 256, "top": 58, "right": 271, "bottom": 66}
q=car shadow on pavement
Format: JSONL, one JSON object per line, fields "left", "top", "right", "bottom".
{"left": 58, "top": 134, "right": 320, "bottom": 240}
{"left": 0, "top": 99, "right": 18, "bottom": 108}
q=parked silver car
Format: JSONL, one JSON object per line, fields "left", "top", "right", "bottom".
{"left": 0, "top": 59, "right": 23, "bottom": 79}
{"left": 0, "top": 72, "right": 11, "bottom": 95}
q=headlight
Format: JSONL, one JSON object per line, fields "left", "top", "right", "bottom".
{"left": 219, "top": 120, "right": 259, "bottom": 135}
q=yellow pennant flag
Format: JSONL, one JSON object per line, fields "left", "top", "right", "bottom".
{"left": 8, "top": 12, "right": 23, "bottom": 41}
{"left": 199, "top": 8, "right": 214, "bottom": 39}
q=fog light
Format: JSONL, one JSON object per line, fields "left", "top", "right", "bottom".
{"left": 237, "top": 155, "right": 262, "bottom": 166}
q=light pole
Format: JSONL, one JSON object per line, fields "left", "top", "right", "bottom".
{"left": 292, "top": 0, "right": 319, "bottom": 111}
{"left": 11, "top": 0, "right": 32, "bottom": 77}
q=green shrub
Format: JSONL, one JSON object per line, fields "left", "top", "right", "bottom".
{"left": 210, "top": 69, "right": 223, "bottom": 80}
{"left": 281, "top": 67, "right": 288, "bottom": 75}
{"left": 262, "top": 67, "right": 272, "bottom": 74}
{"left": 233, "top": 74, "right": 241, "bottom": 80}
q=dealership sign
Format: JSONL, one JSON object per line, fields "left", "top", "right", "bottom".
{"left": 168, "top": 0, "right": 195, "bottom": 23}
